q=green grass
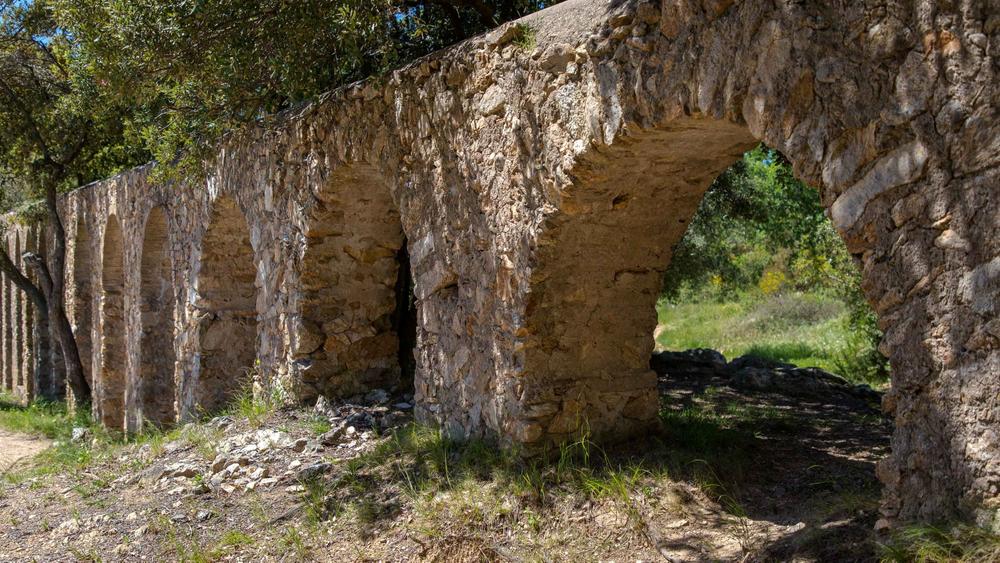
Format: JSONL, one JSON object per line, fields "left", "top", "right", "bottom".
{"left": 0, "top": 392, "right": 89, "bottom": 440}
{"left": 656, "top": 291, "right": 868, "bottom": 379}
{"left": 879, "top": 523, "right": 1000, "bottom": 562}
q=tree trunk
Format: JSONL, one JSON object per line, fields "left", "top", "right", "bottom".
{"left": 42, "top": 183, "right": 91, "bottom": 407}
{"left": 0, "top": 248, "right": 48, "bottom": 317}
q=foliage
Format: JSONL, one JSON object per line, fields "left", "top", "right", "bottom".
{"left": 661, "top": 146, "right": 889, "bottom": 383}
{"left": 55, "top": 0, "right": 558, "bottom": 182}
{"left": 0, "top": 0, "right": 146, "bottom": 206}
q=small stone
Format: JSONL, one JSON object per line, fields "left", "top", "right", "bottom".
{"left": 314, "top": 395, "right": 333, "bottom": 417}
{"left": 297, "top": 462, "right": 333, "bottom": 482}
{"left": 364, "top": 389, "right": 389, "bottom": 405}
{"left": 290, "top": 438, "right": 309, "bottom": 452}
{"left": 132, "top": 525, "right": 148, "bottom": 538}
{"left": 71, "top": 427, "right": 91, "bottom": 443}
{"left": 210, "top": 455, "right": 229, "bottom": 474}
{"left": 195, "top": 509, "right": 213, "bottom": 522}
{"left": 319, "top": 425, "right": 346, "bottom": 446}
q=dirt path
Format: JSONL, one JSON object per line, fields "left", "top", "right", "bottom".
{"left": 0, "top": 429, "right": 50, "bottom": 473}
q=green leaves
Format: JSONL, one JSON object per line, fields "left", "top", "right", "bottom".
{"left": 0, "top": 0, "right": 147, "bottom": 211}
{"left": 52, "top": 0, "right": 557, "bottom": 183}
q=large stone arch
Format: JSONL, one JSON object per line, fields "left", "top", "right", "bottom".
{"left": 194, "top": 195, "right": 258, "bottom": 415}
{"left": 426, "top": 0, "right": 994, "bottom": 528}
{"left": 137, "top": 206, "right": 177, "bottom": 426}
{"left": 99, "top": 215, "right": 126, "bottom": 430}
{"left": 515, "top": 120, "right": 756, "bottom": 443}
{"left": 292, "top": 164, "right": 408, "bottom": 400}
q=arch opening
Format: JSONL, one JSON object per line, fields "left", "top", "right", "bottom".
{"left": 2, "top": 271, "right": 9, "bottom": 391}
{"left": 195, "top": 196, "right": 258, "bottom": 414}
{"left": 13, "top": 235, "right": 23, "bottom": 393}
{"left": 295, "top": 165, "right": 410, "bottom": 401}
{"left": 138, "top": 207, "right": 177, "bottom": 426}
{"left": 73, "top": 219, "right": 94, "bottom": 386}
{"left": 515, "top": 120, "right": 895, "bottom": 559}
{"left": 100, "top": 215, "right": 126, "bottom": 430}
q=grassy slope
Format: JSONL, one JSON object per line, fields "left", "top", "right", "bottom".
{"left": 656, "top": 291, "right": 848, "bottom": 375}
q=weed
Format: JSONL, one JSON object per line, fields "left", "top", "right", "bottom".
{"left": 177, "top": 424, "right": 223, "bottom": 460}
{"left": 280, "top": 525, "right": 312, "bottom": 560}
{"left": 302, "top": 479, "right": 335, "bottom": 526}
{"left": 217, "top": 529, "right": 255, "bottom": 549}
{"left": 879, "top": 523, "right": 1000, "bottom": 562}
{"left": 248, "top": 493, "right": 270, "bottom": 525}
{"left": 511, "top": 23, "right": 536, "bottom": 51}
{"left": 225, "top": 361, "right": 280, "bottom": 428}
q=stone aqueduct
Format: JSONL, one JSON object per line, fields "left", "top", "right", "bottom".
{"left": 0, "top": 0, "right": 996, "bottom": 527}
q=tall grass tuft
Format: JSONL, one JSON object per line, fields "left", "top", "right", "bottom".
{"left": 880, "top": 523, "right": 1000, "bottom": 563}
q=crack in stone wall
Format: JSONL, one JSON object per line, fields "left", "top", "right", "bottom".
{"left": 0, "top": 0, "right": 995, "bottom": 529}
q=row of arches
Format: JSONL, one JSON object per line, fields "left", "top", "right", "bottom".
{"left": 2, "top": 233, "right": 27, "bottom": 399}
{"left": 72, "top": 171, "right": 411, "bottom": 431}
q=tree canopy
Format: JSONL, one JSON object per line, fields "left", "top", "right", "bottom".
{"left": 54, "top": 0, "right": 557, "bottom": 180}
{"left": 0, "top": 0, "right": 145, "bottom": 206}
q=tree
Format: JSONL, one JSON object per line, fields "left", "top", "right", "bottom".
{"left": 55, "top": 0, "right": 557, "bottom": 181}
{"left": 0, "top": 0, "right": 146, "bottom": 406}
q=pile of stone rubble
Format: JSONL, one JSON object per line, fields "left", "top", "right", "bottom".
{"left": 120, "top": 389, "right": 413, "bottom": 499}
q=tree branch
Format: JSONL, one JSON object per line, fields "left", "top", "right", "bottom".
{"left": 0, "top": 246, "right": 47, "bottom": 315}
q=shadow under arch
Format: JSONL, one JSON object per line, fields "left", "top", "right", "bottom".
{"left": 72, "top": 216, "right": 94, "bottom": 386}
{"left": 2, "top": 256, "right": 10, "bottom": 391}
{"left": 293, "top": 163, "right": 412, "bottom": 401}
{"left": 12, "top": 234, "right": 23, "bottom": 392}
{"left": 100, "top": 215, "right": 126, "bottom": 430}
{"left": 137, "top": 206, "right": 177, "bottom": 427}
{"left": 194, "top": 195, "right": 258, "bottom": 415}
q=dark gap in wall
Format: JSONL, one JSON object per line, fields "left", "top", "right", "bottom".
{"left": 392, "top": 239, "right": 417, "bottom": 392}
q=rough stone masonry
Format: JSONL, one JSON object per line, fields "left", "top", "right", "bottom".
{"left": 0, "top": 0, "right": 996, "bottom": 529}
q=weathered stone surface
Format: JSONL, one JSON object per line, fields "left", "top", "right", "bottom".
{"left": 0, "top": 0, "right": 994, "bottom": 528}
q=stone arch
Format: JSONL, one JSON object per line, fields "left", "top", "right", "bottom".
{"left": 293, "top": 165, "right": 409, "bottom": 400}
{"left": 195, "top": 195, "right": 258, "bottom": 414}
{"left": 514, "top": 121, "right": 757, "bottom": 445}
{"left": 72, "top": 218, "right": 94, "bottom": 385}
{"left": 137, "top": 207, "right": 177, "bottom": 426}
{"left": 100, "top": 215, "right": 126, "bottom": 430}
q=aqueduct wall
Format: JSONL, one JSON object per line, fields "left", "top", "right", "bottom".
{"left": 0, "top": 0, "right": 996, "bottom": 529}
